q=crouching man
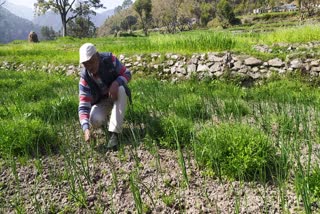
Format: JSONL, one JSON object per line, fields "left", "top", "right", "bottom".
{"left": 78, "top": 43, "right": 131, "bottom": 150}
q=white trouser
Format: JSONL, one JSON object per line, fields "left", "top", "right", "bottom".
{"left": 89, "top": 86, "right": 127, "bottom": 133}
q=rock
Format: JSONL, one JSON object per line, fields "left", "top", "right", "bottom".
{"left": 268, "top": 58, "right": 284, "bottom": 67}
{"left": 209, "top": 63, "right": 221, "bottom": 72}
{"left": 311, "top": 60, "right": 320, "bottom": 67}
{"left": 187, "top": 64, "right": 197, "bottom": 73}
{"left": 231, "top": 61, "right": 242, "bottom": 71}
{"left": 244, "top": 57, "right": 263, "bottom": 66}
{"left": 197, "top": 64, "right": 209, "bottom": 72}
{"left": 208, "top": 54, "right": 223, "bottom": 62}
{"left": 290, "top": 59, "right": 303, "bottom": 69}
{"left": 28, "top": 31, "right": 39, "bottom": 43}
{"left": 311, "top": 67, "right": 320, "bottom": 72}
{"left": 214, "top": 71, "right": 224, "bottom": 77}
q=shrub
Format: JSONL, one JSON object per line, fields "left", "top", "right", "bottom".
{"left": 0, "top": 119, "right": 59, "bottom": 157}
{"left": 194, "top": 123, "right": 277, "bottom": 181}
{"left": 207, "top": 18, "right": 222, "bottom": 29}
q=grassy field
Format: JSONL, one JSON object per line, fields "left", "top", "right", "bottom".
{"left": 1, "top": 24, "right": 320, "bottom": 65}
{"left": 1, "top": 69, "right": 320, "bottom": 212}
{"left": 1, "top": 24, "right": 320, "bottom": 212}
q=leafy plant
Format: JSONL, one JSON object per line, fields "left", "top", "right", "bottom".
{"left": 194, "top": 123, "right": 277, "bottom": 181}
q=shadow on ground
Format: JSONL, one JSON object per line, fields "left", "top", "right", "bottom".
{"left": 94, "top": 124, "right": 146, "bottom": 154}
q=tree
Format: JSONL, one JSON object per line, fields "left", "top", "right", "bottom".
{"left": 35, "top": 0, "right": 104, "bottom": 37}
{"left": 298, "top": 0, "right": 320, "bottom": 17}
{"left": 114, "top": 0, "right": 133, "bottom": 14}
{"left": 67, "top": 16, "right": 96, "bottom": 38}
{"left": 134, "top": 0, "right": 152, "bottom": 36}
{"left": 122, "top": 0, "right": 133, "bottom": 9}
{"left": 41, "top": 26, "right": 56, "bottom": 40}
{"left": 152, "top": 0, "right": 185, "bottom": 33}
{"left": 200, "top": 2, "right": 214, "bottom": 26}
{"left": 0, "top": 0, "right": 5, "bottom": 7}
{"left": 217, "top": 0, "right": 236, "bottom": 25}
{"left": 120, "top": 15, "right": 137, "bottom": 31}
{"left": 114, "top": 5, "right": 122, "bottom": 14}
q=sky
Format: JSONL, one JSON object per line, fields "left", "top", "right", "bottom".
{"left": 9, "top": 0, "right": 124, "bottom": 11}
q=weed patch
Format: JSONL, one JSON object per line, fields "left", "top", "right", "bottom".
{"left": 194, "top": 123, "right": 277, "bottom": 181}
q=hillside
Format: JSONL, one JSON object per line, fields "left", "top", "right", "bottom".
{"left": 32, "top": 9, "right": 114, "bottom": 32}
{"left": 0, "top": 7, "right": 41, "bottom": 44}
{"left": 2, "top": 1, "right": 34, "bottom": 21}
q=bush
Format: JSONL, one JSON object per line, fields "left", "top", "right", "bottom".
{"left": 194, "top": 123, "right": 277, "bottom": 181}
{"left": 207, "top": 18, "right": 224, "bottom": 29}
{"left": 0, "top": 119, "right": 59, "bottom": 157}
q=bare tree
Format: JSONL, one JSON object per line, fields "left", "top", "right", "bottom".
{"left": 0, "top": 0, "right": 5, "bottom": 7}
{"left": 35, "top": 0, "right": 104, "bottom": 37}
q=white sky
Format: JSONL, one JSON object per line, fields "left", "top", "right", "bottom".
{"left": 9, "top": 0, "right": 124, "bottom": 11}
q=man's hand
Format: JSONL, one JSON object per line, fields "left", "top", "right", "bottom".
{"left": 109, "top": 81, "right": 119, "bottom": 101}
{"left": 84, "top": 129, "right": 91, "bottom": 142}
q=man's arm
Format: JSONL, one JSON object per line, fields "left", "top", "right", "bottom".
{"left": 79, "top": 77, "right": 92, "bottom": 134}
{"left": 112, "top": 54, "right": 132, "bottom": 86}
{"left": 109, "top": 55, "right": 132, "bottom": 101}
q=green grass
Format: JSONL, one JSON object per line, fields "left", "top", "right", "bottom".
{"left": 1, "top": 67, "right": 320, "bottom": 211}
{"left": 0, "top": 70, "right": 78, "bottom": 157}
{"left": 1, "top": 24, "right": 320, "bottom": 65}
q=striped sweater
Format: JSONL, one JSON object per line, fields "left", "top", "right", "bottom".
{"left": 79, "top": 53, "right": 131, "bottom": 131}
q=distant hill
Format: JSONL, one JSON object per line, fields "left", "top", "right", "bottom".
{"left": 33, "top": 11, "right": 61, "bottom": 32}
{"left": 32, "top": 9, "right": 114, "bottom": 32}
{"left": 0, "top": 7, "right": 41, "bottom": 44}
{"left": 2, "top": 0, "right": 114, "bottom": 33}
{"left": 91, "top": 9, "right": 115, "bottom": 27}
{"left": 2, "top": 1, "right": 34, "bottom": 21}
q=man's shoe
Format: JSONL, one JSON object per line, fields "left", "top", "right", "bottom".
{"left": 107, "top": 132, "right": 119, "bottom": 151}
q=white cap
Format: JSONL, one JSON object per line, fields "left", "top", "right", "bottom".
{"left": 79, "top": 43, "right": 97, "bottom": 63}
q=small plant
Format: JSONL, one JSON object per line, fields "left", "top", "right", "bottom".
{"left": 308, "top": 166, "right": 320, "bottom": 198}
{"left": 162, "top": 193, "right": 175, "bottom": 207}
{"left": 171, "top": 120, "right": 189, "bottom": 188}
{"left": 194, "top": 123, "right": 277, "bottom": 181}
{"left": 129, "top": 172, "right": 143, "bottom": 214}
{"left": 159, "top": 114, "right": 194, "bottom": 149}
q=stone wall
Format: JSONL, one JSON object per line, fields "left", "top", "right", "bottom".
{"left": 1, "top": 52, "right": 320, "bottom": 83}
{"left": 119, "top": 52, "right": 320, "bottom": 82}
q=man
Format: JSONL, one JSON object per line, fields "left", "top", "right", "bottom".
{"left": 78, "top": 43, "right": 131, "bottom": 150}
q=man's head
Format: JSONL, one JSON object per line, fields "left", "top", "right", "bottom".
{"left": 79, "top": 43, "right": 99, "bottom": 75}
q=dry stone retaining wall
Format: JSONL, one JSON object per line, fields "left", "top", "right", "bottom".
{"left": 1, "top": 52, "right": 320, "bottom": 82}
